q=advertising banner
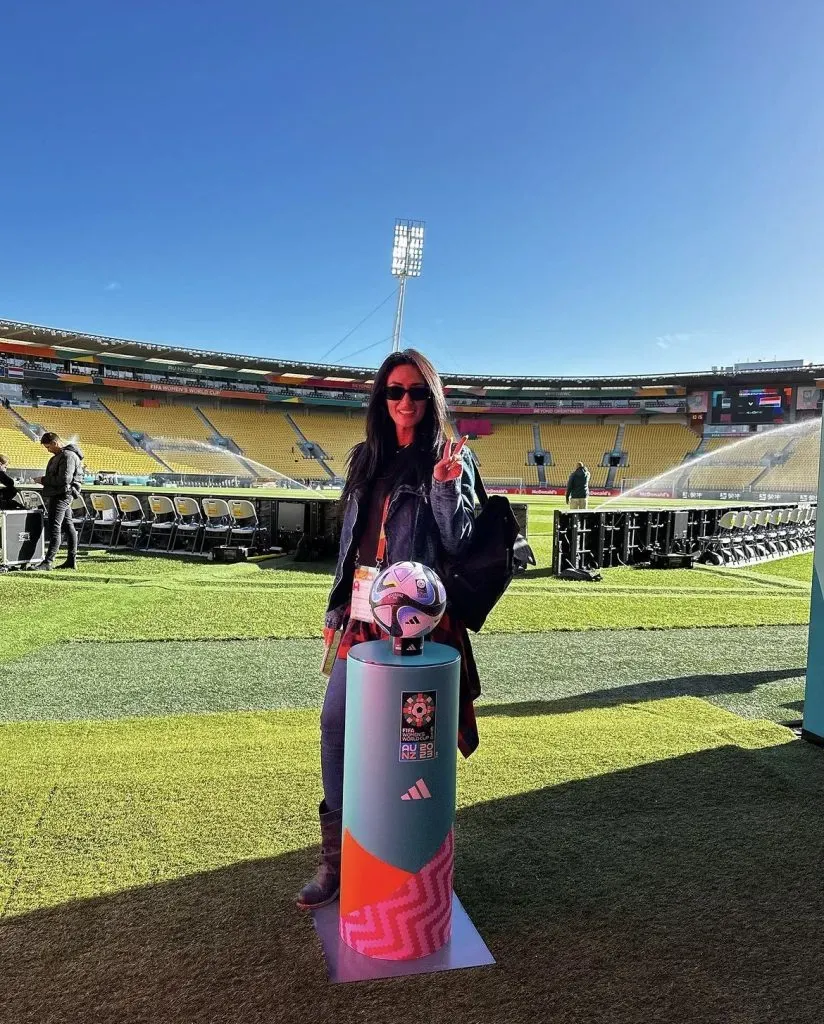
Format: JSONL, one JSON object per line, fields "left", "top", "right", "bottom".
{"left": 703, "top": 424, "right": 752, "bottom": 437}
{"left": 95, "top": 377, "right": 267, "bottom": 401}
{"left": 634, "top": 488, "right": 675, "bottom": 498}
{"left": 796, "top": 386, "right": 820, "bottom": 411}
{"left": 448, "top": 405, "right": 682, "bottom": 416}
{"left": 485, "top": 486, "right": 623, "bottom": 497}
{"left": 457, "top": 418, "right": 492, "bottom": 436}
{"left": 686, "top": 392, "right": 709, "bottom": 414}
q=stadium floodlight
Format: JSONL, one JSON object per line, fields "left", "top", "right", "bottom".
{"left": 391, "top": 220, "right": 424, "bottom": 279}
{"left": 390, "top": 219, "right": 425, "bottom": 353}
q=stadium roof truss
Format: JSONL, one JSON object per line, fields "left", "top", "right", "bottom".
{"left": 1, "top": 318, "right": 823, "bottom": 392}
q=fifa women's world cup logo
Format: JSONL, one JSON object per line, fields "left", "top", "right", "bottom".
{"left": 399, "top": 690, "right": 436, "bottom": 762}
{"left": 403, "top": 692, "right": 434, "bottom": 729}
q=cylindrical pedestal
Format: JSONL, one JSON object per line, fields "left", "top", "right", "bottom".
{"left": 339, "top": 639, "right": 460, "bottom": 960}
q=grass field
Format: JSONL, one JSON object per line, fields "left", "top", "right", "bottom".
{"left": 1, "top": 495, "right": 822, "bottom": 1023}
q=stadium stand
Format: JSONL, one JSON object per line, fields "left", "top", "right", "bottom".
{"left": 704, "top": 437, "right": 741, "bottom": 453}
{"left": 202, "top": 406, "right": 321, "bottom": 481}
{"left": 684, "top": 465, "right": 764, "bottom": 490}
{"left": 7, "top": 391, "right": 818, "bottom": 495}
{"left": 289, "top": 408, "right": 365, "bottom": 473}
{"left": 465, "top": 419, "right": 539, "bottom": 486}
{"left": 682, "top": 430, "right": 797, "bottom": 491}
{"left": 755, "top": 428, "right": 819, "bottom": 492}
{"left": 613, "top": 423, "right": 701, "bottom": 487}
{"left": 13, "top": 405, "right": 160, "bottom": 476}
{"left": 0, "top": 406, "right": 46, "bottom": 470}
{"left": 102, "top": 397, "right": 253, "bottom": 478}
{"left": 153, "top": 446, "right": 255, "bottom": 480}
{"left": 541, "top": 423, "right": 617, "bottom": 488}
{"left": 102, "top": 399, "right": 213, "bottom": 441}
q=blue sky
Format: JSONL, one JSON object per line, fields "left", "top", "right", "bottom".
{"left": 2, "top": 1, "right": 823, "bottom": 377}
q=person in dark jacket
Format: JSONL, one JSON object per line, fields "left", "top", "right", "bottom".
{"left": 27, "top": 432, "right": 84, "bottom": 570}
{"left": 0, "top": 454, "right": 24, "bottom": 510}
{"left": 565, "top": 462, "right": 591, "bottom": 510}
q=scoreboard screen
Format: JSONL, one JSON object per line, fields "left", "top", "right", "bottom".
{"left": 709, "top": 387, "right": 792, "bottom": 425}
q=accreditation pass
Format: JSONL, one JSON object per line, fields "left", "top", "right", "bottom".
{"left": 350, "top": 565, "right": 379, "bottom": 623}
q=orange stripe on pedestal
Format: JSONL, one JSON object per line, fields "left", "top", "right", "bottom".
{"left": 339, "top": 828, "right": 414, "bottom": 917}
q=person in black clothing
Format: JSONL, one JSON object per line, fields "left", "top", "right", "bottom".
{"left": 27, "top": 432, "right": 84, "bottom": 571}
{"left": 565, "top": 462, "right": 591, "bottom": 510}
{"left": 0, "top": 454, "right": 25, "bottom": 510}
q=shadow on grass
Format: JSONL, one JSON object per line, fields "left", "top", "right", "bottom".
{"left": 476, "top": 667, "right": 804, "bottom": 719}
{"left": 2, "top": 741, "right": 823, "bottom": 1024}
{"left": 522, "top": 566, "right": 565, "bottom": 580}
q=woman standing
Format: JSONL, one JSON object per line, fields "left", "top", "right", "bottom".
{"left": 297, "top": 349, "right": 481, "bottom": 910}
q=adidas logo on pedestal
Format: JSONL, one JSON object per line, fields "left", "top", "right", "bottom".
{"left": 401, "top": 778, "right": 431, "bottom": 801}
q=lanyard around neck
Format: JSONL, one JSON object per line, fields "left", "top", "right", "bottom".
{"left": 375, "top": 493, "right": 392, "bottom": 567}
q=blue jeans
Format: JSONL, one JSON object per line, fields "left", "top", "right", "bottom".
{"left": 320, "top": 656, "right": 347, "bottom": 812}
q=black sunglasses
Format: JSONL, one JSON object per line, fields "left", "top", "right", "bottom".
{"left": 384, "top": 384, "right": 431, "bottom": 401}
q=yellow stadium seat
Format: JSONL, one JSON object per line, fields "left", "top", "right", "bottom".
{"left": 613, "top": 423, "right": 701, "bottom": 488}
{"left": 102, "top": 399, "right": 213, "bottom": 441}
{"left": 540, "top": 423, "right": 618, "bottom": 488}
{"left": 462, "top": 419, "right": 538, "bottom": 486}
{"left": 752, "top": 428, "right": 819, "bottom": 492}
{"left": 289, "top": 408, "right": 365, "bottom": 473}
{"left": 0, "top": 407, "right": 47, "bottom": 470}
{"left": 12, "top": 405, "right": 162, "bottom": 476}
{"left": 203, "top": 406, "right": 323, "bottom": 481}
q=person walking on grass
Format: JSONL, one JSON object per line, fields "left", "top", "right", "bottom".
{"left": 296, "top": 348, "right": 482, "bottom": 911}
{"left": 27, "top": 432, "right": 84, "bottom": 571}
{"left": 566, "top": 461, "right": 590, "bottom": 510}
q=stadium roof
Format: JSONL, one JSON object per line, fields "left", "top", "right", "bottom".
{"left": 1, "top": 318, "right": 822, "bottom": 390}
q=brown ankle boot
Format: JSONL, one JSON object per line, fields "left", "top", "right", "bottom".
{"left": 296, "top": 801, "right": 342, "bottom": 910}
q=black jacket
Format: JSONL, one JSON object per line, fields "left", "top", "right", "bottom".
{"left": 565, "top": 466, "right": 590, "bottom": 500}
{"left": 42, "top": 443, "right": 84, "bottom": 500}
{"left": 0, "top": 466, "right": 21, "bottom": 508}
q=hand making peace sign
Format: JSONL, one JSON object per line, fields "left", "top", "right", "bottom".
{"left": 433, "top": 435, "right": 468, "bottom": 482}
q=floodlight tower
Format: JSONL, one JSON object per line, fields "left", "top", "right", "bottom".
{"left": 390, "top": 219, "right": 425, "bottom": 353}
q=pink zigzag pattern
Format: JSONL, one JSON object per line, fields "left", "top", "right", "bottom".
{"left": 340, "top": 831, "right": 453, "bottom": 959}
{"left": 339, "top": 829, "right": 454, "bottom": 960}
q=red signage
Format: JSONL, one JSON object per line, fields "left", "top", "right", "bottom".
{"left": 98, "top": 377, "right": 267, "bottom": 401}
{"left": 448, "top": 405, "right": 681, "bottom": 416}
{"left": 457, "top": 418, "right": 492, "bottom": 436}
{"left": 485, "top": 486, "right": 623, "bottom": 497}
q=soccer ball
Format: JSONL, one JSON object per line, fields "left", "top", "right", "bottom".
{"left": 369, "top": 561, "right": 447, "bottom": 639}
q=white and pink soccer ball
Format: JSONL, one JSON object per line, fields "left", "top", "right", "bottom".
{"left": 369, "top": 561, "right": 447, "bottom": 639}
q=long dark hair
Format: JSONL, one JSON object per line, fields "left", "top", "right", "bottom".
{"left": 342, "top": 349, "right": 449, "bottom": 500}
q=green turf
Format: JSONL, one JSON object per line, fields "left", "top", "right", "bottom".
{"left": 1, "top": 522, "right": 820, "bottom": 1021}
{"left": 746, "top": 551, "right": 814, "bottom": 583}
{"left": 5, "top": 698, "right": 824, "bottom": 1024}
{"left": 0, "top": 549, "right": 813, "bottom": 666}
{"left": 0, "top": 625, "right": 808, "bottom": 725}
